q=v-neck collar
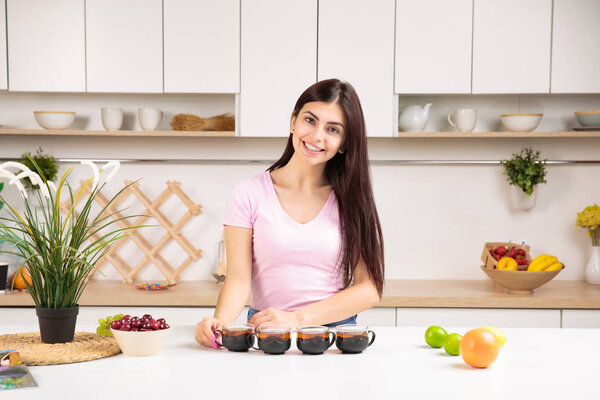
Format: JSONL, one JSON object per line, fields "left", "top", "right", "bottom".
{"left": 266, "top": 171, "right": 334, "bottom": 227}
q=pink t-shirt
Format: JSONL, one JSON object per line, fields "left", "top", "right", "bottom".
{"left": 223, "top": 171, "right": 344, "bottom": 311}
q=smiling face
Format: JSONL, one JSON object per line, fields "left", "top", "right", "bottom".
{"left": 290, "top": 101, "right": 346, "bottom": 166}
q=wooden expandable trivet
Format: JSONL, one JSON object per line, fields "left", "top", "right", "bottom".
{"left": 0, "top": 332, "right": 121, "bottom": 365}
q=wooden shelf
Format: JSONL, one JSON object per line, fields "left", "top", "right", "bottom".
{"left": 396, "top": 131, "right": 600, "bottom": 138}
{"left": 0, "top": 128, "right": 236, "bottom": 137}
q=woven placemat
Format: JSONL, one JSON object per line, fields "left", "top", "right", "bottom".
{"left": 0, "top": 332, "right": 121, "bottom": 365}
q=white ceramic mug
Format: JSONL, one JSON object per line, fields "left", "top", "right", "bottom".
{"left": 138, "top": 108, "right": 164, "bottom": 131}
{"left": 447, "top": 109, "right": 477, "bottom": 132}
{"left": 101, "top": 108, "right": 123, "bottom": 131}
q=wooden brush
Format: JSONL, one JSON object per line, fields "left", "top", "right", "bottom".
{"left": 170, "top": 113, "right": 235, "bottom": 131}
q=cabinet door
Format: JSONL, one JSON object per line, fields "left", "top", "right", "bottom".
{"left": 395, "top": 0, "right": 472, "bottom": 94}
{"left": 86, "top": 0, "right": 162, "bottom": 93}
{"left": 164, "top": 0, "right": 239, "bottom": 93}
{"left": 472, "top": 0, "right": 552, "bottom": 94}
{"left": 356, "top": 308, "right": 396, "bottom": 327}
{"left": 240, "top": 0, "right": 317, "bottom": 137}
{"left": 561, "top": 310, "right": 600, "bottom": 329}
{"left": 551, "top": 0, "right": 600, "bottom": 93}
{"left": 7, "top": 0, "right": 85, "bottom": 92}
{"left": 396, "top": 308, "right": 560, "bottom": 328}
{"left": 319, "top": 0, "right": 395, "bottom": 137}
{"left": 0, "top": 1, "right": 6, "bottom": 90}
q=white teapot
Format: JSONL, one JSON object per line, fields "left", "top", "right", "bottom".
{"left": 398, "top": 103, "right": 433, "bottom": 132}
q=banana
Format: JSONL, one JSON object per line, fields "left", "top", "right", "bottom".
{"left": 529, "top": 255, "right": 558, "bottom": 272}
{"left": 544, "top": 262, "right": 563, "bottom": 271}
{"left": 527, "top": 254, "right": 552, "bottom": 271}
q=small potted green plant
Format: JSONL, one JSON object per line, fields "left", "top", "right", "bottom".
{"left": 0, "top": 155, "right": 147, "bottom": 343}
{"left": 18, "top": 147, "right": 58, "bottom": 208}
{"left": 501, "top": 147, "right": 547, "bottom": 210}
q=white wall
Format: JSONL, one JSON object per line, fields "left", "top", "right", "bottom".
{"left": 1, "top": 92, "right": 600, "bottom": 282}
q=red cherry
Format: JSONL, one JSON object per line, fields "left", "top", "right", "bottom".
{"left": 161, "top": 323, "right": 170, "bottom": 330}
{"left": 120, "top": 324, "right": 132, "bottom": 331}
{"left": 141, "top": 317, "right": 150, "bottom": 324}
{"left": 110, "top": 320, "right": 122, "bottom": 330}
{"left": 150, "top": 321, "right": 160, "bottom": 330}
{"left": 517, "top": 248, "right": 526, "bottom": 257}
{"left": 123, "top": 315, "right": 131, "bottom": 320}
{"left": 141, "top": 322, "right": 152, "bottom": 330}
{"left": 131, "top": 319, "right": 143, "bottom": 328}
{"left": 157, "top": 318, "right": 166, "bottom": 325}
{"left": 142, "top": 314, "right": 153, "bottom": 320}
{"left": 130, "top": 327, "right": 140, "bottom": 332}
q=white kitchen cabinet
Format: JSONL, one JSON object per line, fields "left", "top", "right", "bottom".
{"left": 395, "top": 0, "right": 472, "bottom": 94}
{"left": 551, "top": 0, "right": 600, "bottom": 93}
{"left": 356, "top": 308, "right": 396, "bottom": 327}
{"left": 472, "top": 0, "right": 552, "bottom": 94}
{"left": 164, "top": 0, "right": 239, "bottom": 93}
{"left": 86, "top": 0, "right": 162, "bottom": 93}
{"left": 240, "top": 0, "right": 317, "bottom": 137}
{"left": 561, "top": 310, "right": 600, "bottom": 328}
{"left": 396, "top": 307, "right": 561, "bottom": 328}
{"left": 319, "top": 0, "right": 395, "bottom": 137}
{"left": 7, "top": 0, "right": 85, "bottom": 92}
{"left": 0, "top": 1, "right": 6, "bottom": 91}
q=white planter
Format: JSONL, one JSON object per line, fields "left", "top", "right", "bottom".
{"left": 585, "top": 246, "right": 600, "bottom": 285}
{"left": 509, "top": 185, "right": 537, "bottom": 211}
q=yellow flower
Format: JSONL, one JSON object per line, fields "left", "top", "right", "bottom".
{"left": 576, "top": 204, "right": 600, "bottom": 229}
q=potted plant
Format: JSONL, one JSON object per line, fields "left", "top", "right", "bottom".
{"left": 18, "top": 147, "right": 58, "bottom": 208}
{"left": 0, "top": 155, "right": 146, "bottom": 343}
{"left": 576, "top": 204, "right": 600, "bottom": 284}
{"left": 501, "top": 147, "right": 547, "bottom": 210}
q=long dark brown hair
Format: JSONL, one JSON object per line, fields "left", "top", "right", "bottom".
{"left": 268, "top": 79, "right": 385, "bottom": 297}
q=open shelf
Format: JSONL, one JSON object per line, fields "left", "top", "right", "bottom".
{"left": 396, "top": 131, "right": 600, "bottom": 138}
{"left": 0, "top": 128, "right": 235, "bottom": 137}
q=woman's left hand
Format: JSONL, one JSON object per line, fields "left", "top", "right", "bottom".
{"left": 248, "top": 308, "right": 301, "bottom": 329}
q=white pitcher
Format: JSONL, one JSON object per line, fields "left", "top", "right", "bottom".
{"left": 398, "top": 103, "right": 432, "bottom": 132}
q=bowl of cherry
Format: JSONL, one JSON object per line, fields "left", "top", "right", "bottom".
{"left": 110, "top": 314, "right": 171, "bottom": 356}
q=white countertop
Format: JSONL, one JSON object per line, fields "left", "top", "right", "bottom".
{"left": 2, "top": 324, "right": 599, "bottom": 399}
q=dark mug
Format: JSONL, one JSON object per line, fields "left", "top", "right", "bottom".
{"left": 296, "top": 326, "right": 336, "bottom": 355}
{"left": 214, "top": 323, "right": 255, "bottom": 352}
{"left": 250, "top": 325, "right": 291, "bottom": 355}
{"left": 335, "top": 325, "right": 376, "bottom": 354}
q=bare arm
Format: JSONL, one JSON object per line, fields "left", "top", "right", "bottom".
{"left": 195, "top": 225, "right": 252, "bottom": 346}
{"left": 249, "top": 256, "right": 381, "bottom": 328}
{"left": 213, "top": 226, "right": 253, "bottom": 323}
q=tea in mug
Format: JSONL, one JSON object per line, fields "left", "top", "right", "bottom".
{"left": 335, "top": 325, "right": 376, "bottom": 354}
{"left": 215, "top": 323, "right": 254, "bottom": 352}
{"left": 252, "top": 325, "right": 291, "bottom": 355}
{"left": 296, "top": 326, "right": 336, "bottom": 355}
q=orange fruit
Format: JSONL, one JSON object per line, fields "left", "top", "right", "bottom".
{"left": 13, "top": 267, "right": 32, "bottom": 290}
{"left": 460, "top": 328, "right": 500, "bottom": 368}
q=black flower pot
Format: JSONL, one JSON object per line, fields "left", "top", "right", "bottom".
{"left": 35, "top": 306, "right": 79, "bottom": 344}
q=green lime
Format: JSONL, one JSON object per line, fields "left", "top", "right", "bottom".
{"left": 425, "top": 326, "right": 447, "bottom": 348}
{"left": 443, "top": 333, "right": 462, "bottom": 356}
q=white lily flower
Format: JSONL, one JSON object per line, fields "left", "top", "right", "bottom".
{"left": 0, "top": 169, "right": 28, "bottom": 198}
{"left": 102, "top": 160, "right": 120, "bottom": 184}
{"left": 81, "top": 160, "right": 100, "bottom": 190}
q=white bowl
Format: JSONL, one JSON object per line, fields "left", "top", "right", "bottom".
{"left": 110, "top": 327, "right": 171, "bottom": 356}
{"left": 500, "top": 113, "right": 543, "bottom": 132}
{"left": 574, "top": 111, "right": 600, "bottom": 127}
{"left": 33, "top": 111, "right": 75, "bottom": 129}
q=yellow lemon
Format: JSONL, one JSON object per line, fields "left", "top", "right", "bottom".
{"left": 480, "top": 326, "right": 506, "bottom": 348}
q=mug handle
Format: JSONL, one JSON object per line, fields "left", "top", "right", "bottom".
{"left": 213, "top": 330, "right": 224, "bottom": 348}
{"left": 367, "top": 330, "right": 376, "bottom": 347}
{"left": 327, "top": 331, "right": 337, "bottom": 348}
{"left": 447, "top": 112, "right": 456, "bottom": 128}
{"left": 249, "top": 333, "right": 260, "bottom": 350}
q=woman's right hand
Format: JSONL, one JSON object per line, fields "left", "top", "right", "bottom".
{"left": 195, "top": 317, "right": 223, "bottom": 348}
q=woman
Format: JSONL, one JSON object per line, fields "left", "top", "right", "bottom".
{"left": 195, "top": 79, "right": 384, "bottom": 347}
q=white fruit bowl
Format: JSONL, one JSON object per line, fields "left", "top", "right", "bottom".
{"left": 500, "top": 113, "right": 543, "bottom": 132}
{"left": 110, "top": 327, "right": 171, "bottom": 356}
{"left": 574, "top": 111, "right": 600, "bottom": 127}
{"left": 33, "top": 111, "right": 75, "bottom": 129}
